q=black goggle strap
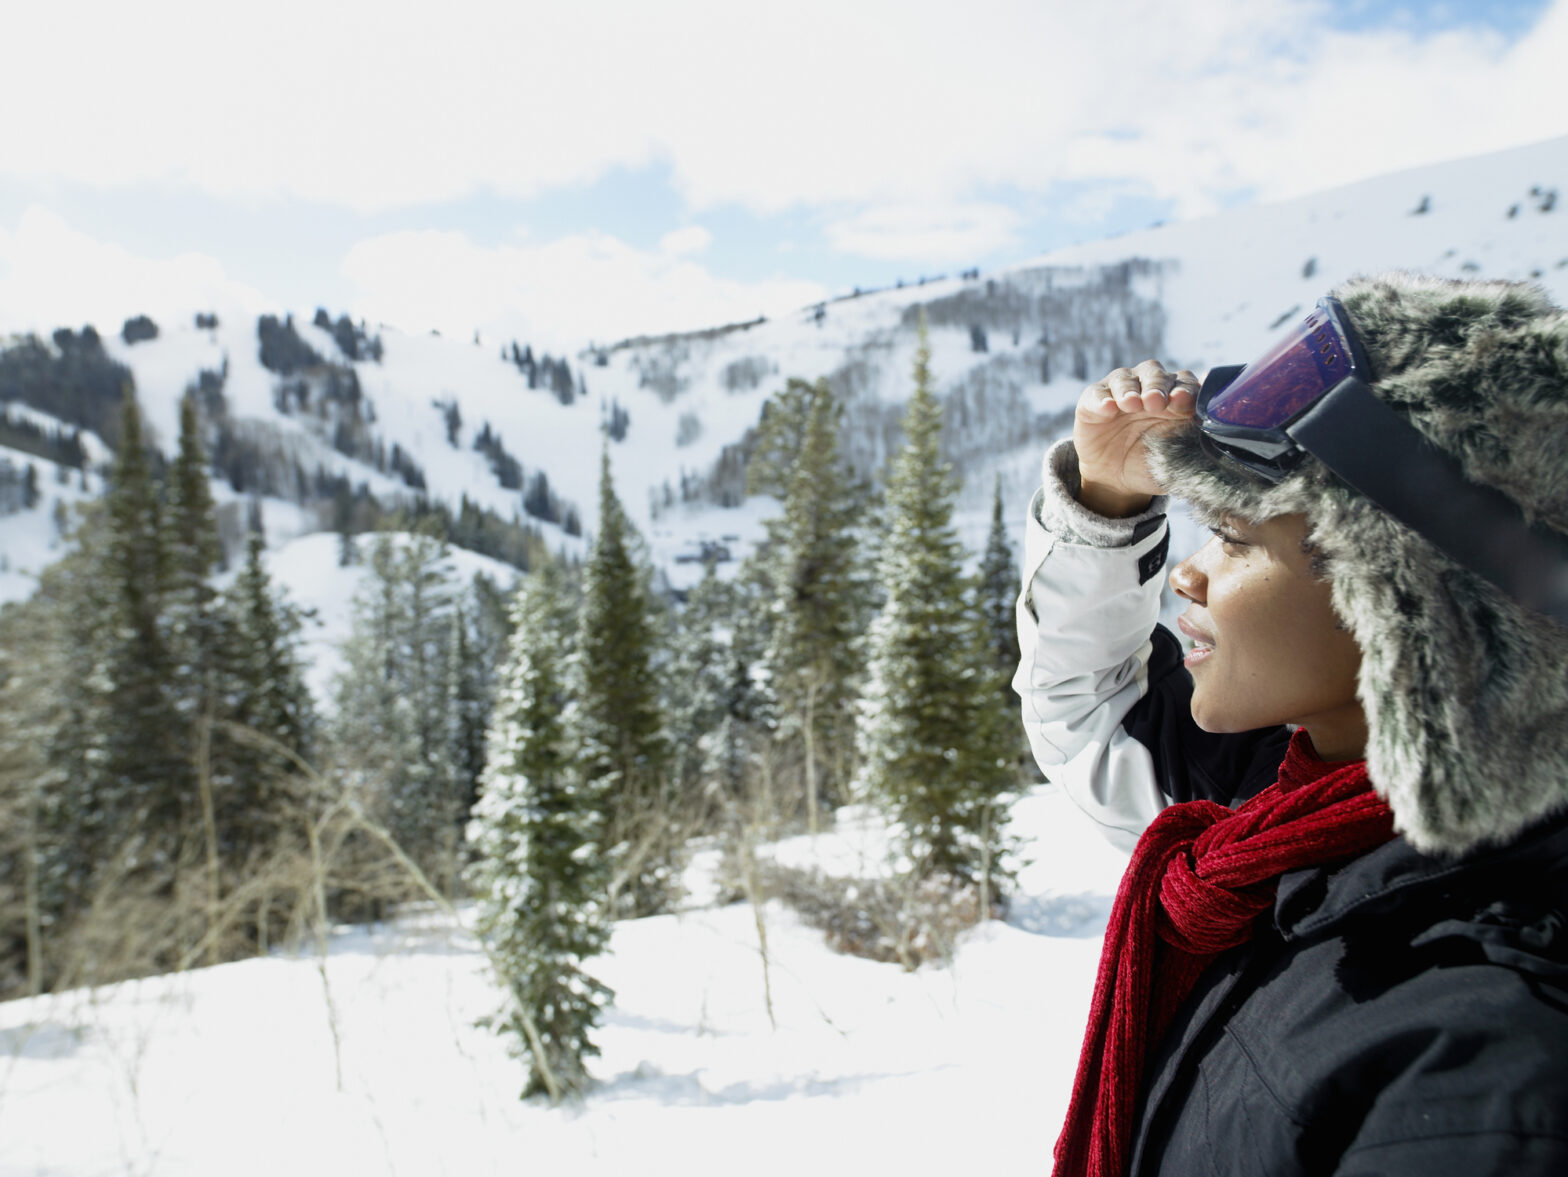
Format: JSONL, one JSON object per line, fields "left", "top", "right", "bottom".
{"left": 1287, "top": 378, "right": 1568, "bottom": 627}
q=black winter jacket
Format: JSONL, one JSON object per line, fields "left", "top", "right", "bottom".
{"left": 1123, "top": 629, "right": 1568, "bottom": 1175}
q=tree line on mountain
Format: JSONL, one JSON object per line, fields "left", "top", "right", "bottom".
{"left": 312, "top": 308, "right": 384, "bottom": 363}
{"left": 259, "top": 311, "right": 384, "bottom": 375}
{"left": 0, "top": 324, "right": 559, "bottom": 571}
{"left": 0, "top": 320, "right": 584, "bottom": 566}
{"left": 0, "top": 327, "right": 134, "bottom": 451}
{"left": 0, "top": 411, "right": 87, "bottom": 471}
{"left": 505, "top": 341, "right": 582, "bottom": 406}
{"left": 469, "top": 421, "right": 582, "bottom": 534}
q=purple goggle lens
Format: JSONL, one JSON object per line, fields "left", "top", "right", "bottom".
{"left": 1204, "top": 303, "right": 1357, "bottom": 429}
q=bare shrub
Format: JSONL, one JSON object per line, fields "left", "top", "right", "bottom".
{"left": 760, "top": 862, "right": 993, "bottom": 970}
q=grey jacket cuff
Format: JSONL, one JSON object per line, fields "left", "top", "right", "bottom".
{"left": 1036, "top": 438, "right": 1167, "bottom": 547}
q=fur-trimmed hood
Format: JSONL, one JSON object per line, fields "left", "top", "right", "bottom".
{"left": 1147, "top": 272, "right": 1568, "bottom": 857}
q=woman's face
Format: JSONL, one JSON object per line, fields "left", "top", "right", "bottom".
{"left": 1169, "top": 512, "right": 1367, "bottom": 761}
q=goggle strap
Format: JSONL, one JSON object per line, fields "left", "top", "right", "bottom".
{"left": 1287, "top": 379, "right": 1568, "bottom": 627}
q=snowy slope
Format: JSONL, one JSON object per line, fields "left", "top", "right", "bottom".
{"left": 1032, "top": 135, "right": 1568, "bottom": 368}
{"left": 0, "top": 134, "right": 1563, "bottom": 616}
{"left": 0, "top": 778, "right": 1129, "bottom": 1177}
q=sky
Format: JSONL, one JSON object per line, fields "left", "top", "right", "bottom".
{"left": 0, "top": 0, "right": 1562, "bottom": 350}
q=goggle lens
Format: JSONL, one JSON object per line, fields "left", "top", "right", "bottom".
{"left": 1203, "top": 304, "right": 1356, "bottom": 429}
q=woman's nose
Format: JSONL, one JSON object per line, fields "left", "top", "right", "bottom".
{"left": 1170, "top": 543, "right": 1209, "bottom": 605}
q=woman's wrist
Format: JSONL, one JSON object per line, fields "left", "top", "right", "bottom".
{"left": 1077, "top": 476, "right": 1153, "bottom": 519}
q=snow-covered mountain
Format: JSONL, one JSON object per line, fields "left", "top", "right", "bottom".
{"left": 0, "top": 135, "right": 1563, "bottom": 618}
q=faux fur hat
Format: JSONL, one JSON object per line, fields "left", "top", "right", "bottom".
{"left": 1148, "top": 272, "right": 1568, "bottom": 857}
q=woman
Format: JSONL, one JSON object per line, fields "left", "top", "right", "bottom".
{"left": 1015, "top": 273, "right": 1568, "bottom": 1176}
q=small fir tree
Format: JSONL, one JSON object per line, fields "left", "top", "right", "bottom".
{"left": 976, "top": 475, "right": 1029, "bottom": 766}
{"left": 469, "top": 565, "right": 612, "bottom": 1099}
{"left": 447, "top": 602, "right": 491, "bottom": 824}
{"left": 855, "top": 316, "right": 1016, "bottom": 891}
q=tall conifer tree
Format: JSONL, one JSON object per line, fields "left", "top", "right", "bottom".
{"left": 570, "top": 447, "right": 674, "bottom": 916}
{"left": 101, "top": 391, "right": 187, "bottom": 879}
{"left": 220, "top": 519, "right": 316, "bottom": 868}
{"left": 855, "top": 316, "right": 1015, "bottom": 888}
{"left": 754, "top": 378, "right": 866, "bottom": 831}
{"left": 0, "top": 579, "right": 75, "bottom": 994}
{"left": 469, "top": 565, "right": 611, "bottom": 1099}
{"left": 167, "top": 395, "right": 223, "bottom": 723}
{"left": 332, "top": 529, "right": 460, "bottom": 885}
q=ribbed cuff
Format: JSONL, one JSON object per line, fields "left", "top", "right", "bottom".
{"left": 1035, "top": 438, "right": 1167, "bottom": 548}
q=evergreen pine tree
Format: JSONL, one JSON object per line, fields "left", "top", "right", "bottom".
{"left": 855, "top": 316, "right": 1015, "bottom": 890}
{"left": 665, "top": 563, "right": 766, "bottom": 808}
{"left": 219, "top": 519, "right": 316, "bottom": 871}
{"left": 447, "top": 602, "right": 491, "bottom": 825}
{"left": 26, "top": 504, "right": 118, "bottom": 942}
{"left": 167, "top": 396, "right": 223, "bottom": 699}
{"left": 976, "top": 475, "right": 1028, "bottom": 765}
{"left": 332, "top": 529, "right": 460, "bottom": 886}
{"left": 754, "top": 378, "right": 867, "bottom": 832}
{"left": 402, "top": 529, "right": 460, "bottom": 871}
{"left": 166, "top": 392, "right": 229, "bottom": 887}
{"left": 469, "top": 565, "right": 612, "bottom": 1099}
{"left": 100, "top": 391, "right": 187, "bottom": 881}
{"left": 570, "top": 448, "right": 674, "bottom": 916}
{"left": 0, "top": 581, "right": 75, "bottom": 995}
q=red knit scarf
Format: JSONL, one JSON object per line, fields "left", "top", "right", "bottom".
{"left": 1051, "top": 730, "right": 1395, "bottom": 1177}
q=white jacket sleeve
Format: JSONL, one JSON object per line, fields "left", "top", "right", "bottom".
{"left": 1012, "top": 439, "right": 1174, "bottom": 852}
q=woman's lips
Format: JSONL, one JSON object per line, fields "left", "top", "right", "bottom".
{"left": 1177, "top": 613, "right": 1215, "bottom": 668}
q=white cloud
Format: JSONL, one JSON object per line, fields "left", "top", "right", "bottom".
{"left": 340, "top": 228, "right": 827, "bottom": 348}
{"left": 0, "top": 207, "right": 270, "bottom": 335}
{"left": 659, "top": 226, "right": 713, "bottom": 256}
{"left": 5, "top": 0, "right": 1563, "bottom": 226}
{"left": 825, "top": 202, "right": 1023, "bottom": 262}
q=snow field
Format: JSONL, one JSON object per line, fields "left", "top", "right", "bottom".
{"left": 0, "top": 781, "right": 1129, "bottom": 1177}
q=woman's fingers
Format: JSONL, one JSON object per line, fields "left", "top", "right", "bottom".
{"left": 1168, "top": 368, "right": 1200, "bottom": 413}
{"left": 1107, "top": 366, "right": 1145, "bottom": 408}
{"left": 1081, "top": 361, "right": 1196, "bottom": 418}
{"left": 1078, "top": 377, "right": 1121, "bottom": 420}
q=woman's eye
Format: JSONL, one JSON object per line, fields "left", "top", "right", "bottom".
{"left": 1209, "top": 526, "right": 1247, "bottom": 549}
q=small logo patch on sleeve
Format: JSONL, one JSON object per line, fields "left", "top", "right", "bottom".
{"left": 1138, "top": 530, "right": 1169, "bottom": 586}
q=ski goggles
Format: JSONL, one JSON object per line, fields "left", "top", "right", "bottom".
{"left": 1196, "top": 297, "right": 1568, "bottom": 626}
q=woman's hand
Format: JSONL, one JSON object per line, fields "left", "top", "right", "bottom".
{"left": 1073, "top": 360, "right": 1199, "bottom": 517}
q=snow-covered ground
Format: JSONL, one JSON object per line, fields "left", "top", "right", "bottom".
{"left": 0, "top": 781, "right": 1128, "bottom": 1177}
